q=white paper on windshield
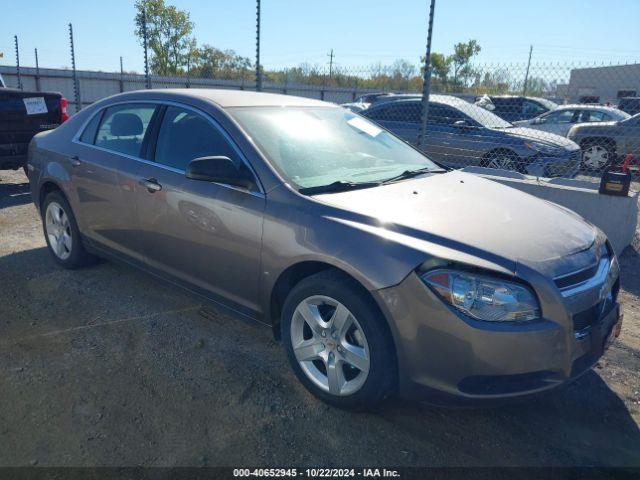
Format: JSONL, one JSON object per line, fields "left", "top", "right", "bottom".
{"left": 23, "top": 97, "right": 48, "bottom": 115}
{"left": 347, "top": 116, "right": 382, "bottom": 137}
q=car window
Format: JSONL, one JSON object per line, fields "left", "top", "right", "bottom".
{"left": 583, "top": 110, "right": 611, "bottom": 122}
{"left": 428, "top": 104, "right": 464, "bottom": 125}
{"left": 523, "top": 100, "right": 548, "bottom": 117}
{"left": 154, "top": 106, "right": 241, "bottom": 171}
{"left": 366, "top": 102, "right": 422, "bottom": 123}
{"left": 79, "top": 111, "right": 103, "bottom": 144}
{"left": 94, "top": 104, "right": 156, "bottom": 157}
{"left": 540, "top": 109, "right": 576, "bottom": 124}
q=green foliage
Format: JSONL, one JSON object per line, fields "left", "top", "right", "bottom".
{"left": 134, "top": 0, "right": 195, "bottom": 75}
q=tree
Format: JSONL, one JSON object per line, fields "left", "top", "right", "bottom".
{"left": 134, "top": 0, "right": 195, "bottom": 75}
{"left": 430, "top": 52, "right": 451, "bottom": 82}
{"left": 451, "top": 39, "right": 481, "bottom": 87}
{"left": 192, "top": 45, "right": 252, "bottom": 80}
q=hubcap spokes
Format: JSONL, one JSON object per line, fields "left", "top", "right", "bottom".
{"left": 488, "top": 156, "right": 515, "bottom": 170}
{"left": 45, "top": 202, "right": 72, "bottom": 260}
{"left": 583, "top": 146, "right": 608, "bottom": 169}
{"left": 291, "top": 295, "right": 370, "bottom": 396}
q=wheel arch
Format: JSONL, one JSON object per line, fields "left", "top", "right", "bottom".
{"left": 39, "top": 180, "right": 66, "bottom": 213}
{"left": 268, "top": 261, "right": 390, "bottom": 343}
{"left": 579, "top": 136, "right": 617, "bottom": 153}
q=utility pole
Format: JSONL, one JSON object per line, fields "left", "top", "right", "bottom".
{"left": 119, "top": 56, "right": 124, "bottom": 93}
{"left": 69, "top": 24, "right": 82, "bottom": 111}
{"left": 418, "top": 0, "right": 436, "bottom": 150}
{"left": 328, "top": 49, "right": 334, "bottom": 78}
{"left": 34, "top": 48, "right": 41, "bottom": 91}
{"left": 522, "top": 45, "right": 533, "bottom": 96}
{"left": 14, "top": 35, "right": 22, "bottom": 90}
{"left": 255, "top": 0, "right": 262, "bottom": 91}
{"left": 142, "top": 9, "right": 152, "bottom": 89}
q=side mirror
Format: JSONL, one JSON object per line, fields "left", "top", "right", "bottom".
{"left": 533, "top": 117, "right": 543, "bottom": 125}
{"left": 186, "top": 156, "right": 254, "bottom": 189}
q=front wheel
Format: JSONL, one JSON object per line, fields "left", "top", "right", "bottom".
{"left": 281, "top": 270, "right": 396, "bottom": 410}
{"left": 581, "top": 141, "right": 613, "bottom": 171}
{"left": 481, "top": 150, "right": 520, "bottom": 172}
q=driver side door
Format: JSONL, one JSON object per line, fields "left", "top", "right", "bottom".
{"left": 135, "top": 104, "right": 266, "bottom": 316}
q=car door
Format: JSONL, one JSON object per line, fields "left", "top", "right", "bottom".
{"left": 70, "top": 103, "right": 158, "bottom": 261}
{"left": 134, "top": 104, "right": 266, "bottom": 315}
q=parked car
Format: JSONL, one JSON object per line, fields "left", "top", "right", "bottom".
{"left": 0, "top": 81, "right": 69, "bottom": 171}
{"left": 618, "top": 97, "right": 640, "bottom": 116}
{"left": 514, "top": 104, "right": 631, "bottom": 137}
{"left": 341, "top": 92, "right": 399, "bottom": 112}
{"left": 475, "top": 95, "right": 558, "bottom": 122}
{"left": 567, "top": 112, "right": 640, "bottom": 170}
{"left": 362, "top": 95, "right": 581, "bottom": 177}
{"left": 27, "top": 89, "right": 622, "bottom": 409}
{"left": 0, "top": 73, "right": 5, "bottom": 88}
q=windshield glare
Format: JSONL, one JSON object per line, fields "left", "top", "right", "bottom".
{"left": 230, "top": 106, "right": 442, "bottom": 189}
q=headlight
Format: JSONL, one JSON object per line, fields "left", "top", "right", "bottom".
{"left": 420, "top": 269, "right": 540, "bottom": 322}
{"left": 524, "top": 141, "right": 561, "bottom": 155}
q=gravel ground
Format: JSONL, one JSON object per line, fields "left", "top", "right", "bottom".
{"left": 1, "top": 168, "right": 639, "bottom": 467}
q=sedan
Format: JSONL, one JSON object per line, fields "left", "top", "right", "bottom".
{"left": 567, "top": 113, "right": 640, "bottom": 171}
{"left": 362, "top": 95, "right": 582, "bottom": 177}
{"left": 27, "top": 89, "right": 622, "bottom": 409}
{"left": 514, "top": 105, "right": 630, "bottom": 137}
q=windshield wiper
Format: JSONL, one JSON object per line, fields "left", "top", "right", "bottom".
{"left": 380, "top": 167, "right": 437, "bottom": 185}
{"left": 298, "top": 180, "right": 380, "bottom": 195}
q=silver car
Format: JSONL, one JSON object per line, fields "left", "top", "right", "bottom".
{"left": 514, "top": 104, "right": 631, "bottom": 137}
{"left": 27, "top": 89, "right": 623, "bottom": 409}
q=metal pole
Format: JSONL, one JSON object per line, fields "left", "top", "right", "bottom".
{"left": 34, "top": 48, "right": 41, "bottom": 91}
{"left": 186, "top": 51, "right": 191, "bottom": 88}
{"left": 14, "top": 35, "right": 22, "bottom": 90}
{"left": 119, "top": 56, "right": 124, "bottom": 93}
{"left": 328, "top": 49, "right": 334, "bottom": 78}
{"left": 419, "top": 0, "right": 436, "bottom": 150}
{"left": 255, "top": 0, "right": 262, "bottom": 91}
{"left": 69, "top": 24, "right": 82, "bottom": 111}
{"left": 142, "top": 9, "right": 151, "bottom": 89}
{"left": 522, "top": 45, "right": 533, "bottom": 96}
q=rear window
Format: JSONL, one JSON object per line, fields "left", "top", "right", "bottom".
{"left": 94, "top": 104, "right": 156, "bottom": 157}
{"left": 79, "top": 111, "right": 103, "bottom": 144}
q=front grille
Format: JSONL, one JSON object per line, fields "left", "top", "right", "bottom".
{"left": 554, "top": 263, "right": 599, "bottom": 290}
{"left": 571, "top": 278, "right": 619, "bottom": 333}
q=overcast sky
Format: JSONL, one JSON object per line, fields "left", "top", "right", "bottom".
{"left": 1, "top": 0, "right": 639, "bottom": 73}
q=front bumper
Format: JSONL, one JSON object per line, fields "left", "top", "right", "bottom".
{"left": 523, "top": 149, "right": 582, "bottom": 178}
{"left": 374, "top": 272, "right": 621, "bottom": 405}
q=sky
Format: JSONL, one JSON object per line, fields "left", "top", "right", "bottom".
{"left": 1, "top": 0, "right": 639, "bottom": 74}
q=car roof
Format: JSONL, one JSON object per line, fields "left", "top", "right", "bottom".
{"left": 104, "top": 88, "right": 331, "bottom": 108}
{"left": 373, "top": 94, "right": 465, "bottom": 107}
{"left": 556, "top": 104, "right": 619, "bottom": 111}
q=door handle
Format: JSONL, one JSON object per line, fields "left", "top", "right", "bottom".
{"left": 69, "top": 155, "right": 81, "bottom": 167}
{"left": 139, "top": 178, "right": 162, "bottom": 193}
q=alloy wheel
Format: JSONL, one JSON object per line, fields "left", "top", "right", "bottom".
{"left": 486, "top": 155, "right": 516, "bottom": 170}
{"left": 45, "top": 201, "right": 73, "bottom": 260}
{"left": 290, "top": 295, "right": 370, "bottom": 396}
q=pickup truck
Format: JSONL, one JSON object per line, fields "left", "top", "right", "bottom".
{"left": 0, "top": 73, "right": 69, "bottom": 172}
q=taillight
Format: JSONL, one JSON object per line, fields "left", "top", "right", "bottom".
{"left": 60, "top": 98, "right": 69, "bottom": 123}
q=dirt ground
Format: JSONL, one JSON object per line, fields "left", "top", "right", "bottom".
{"left": 1, "top": 168, "right": 639, "bottom": 467}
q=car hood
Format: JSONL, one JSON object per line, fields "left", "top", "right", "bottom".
{"left": 495, "top": 126, "right": 579, "bottom": 149}
{"left": 314, "top": 171, "right": 596, "bottom": 277}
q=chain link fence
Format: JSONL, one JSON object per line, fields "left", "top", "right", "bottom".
{"left": 1, "top": 59, "right": 639, "bottom": 183}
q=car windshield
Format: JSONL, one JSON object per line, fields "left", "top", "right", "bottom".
{"left": 451, "top": 101, "right": 513, "bottom": 129}
{"left": 229, "top": 106, "right": 443, "bottom": 190}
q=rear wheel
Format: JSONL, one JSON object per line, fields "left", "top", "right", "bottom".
{"left": 281, "top": 270, "right": 396, "bottom": 410}
{"left": 42, "top": 191, "right": 97, "bottom": 269}
{"left": 581, "top": 140, "right": 613, "bottom": 171}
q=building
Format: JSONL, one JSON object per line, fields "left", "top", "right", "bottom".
{"left": 565, "top": 63, "right": 640, "bottom": 104}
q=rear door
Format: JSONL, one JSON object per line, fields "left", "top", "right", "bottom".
{"left": 71, "top": 102, "right": 158, "bottom": 261}
{"left": 534, "top": 109, "right": 579, "bottom": 136}
{"left": 134, "top": 104, "right": 266, "bottom": 315}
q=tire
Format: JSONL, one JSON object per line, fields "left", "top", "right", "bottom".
{"left": 281, "top": 270, "right": 396, "bottom": 410}
{"left": 581, "top": 140, "right": 614, "bottom": 172}
{"left": 481, "top": 150, "right": 520, "bottom": 172}
{"left": 41, "top": 191, "right": 97, "bottom": 269}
